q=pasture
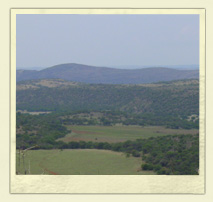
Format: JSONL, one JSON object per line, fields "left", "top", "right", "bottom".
{"left": 57, "top": 125, "right": 198, "bottom": 143}
{"left": 16, "top": 149, "right": 154, "bottom": 175}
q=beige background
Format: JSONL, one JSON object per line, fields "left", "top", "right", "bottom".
{"left": 10, "top": 8, "right": 205, "bottom": 194}
{"left": 0, "top": 0, "right": 213, "bottom": 201}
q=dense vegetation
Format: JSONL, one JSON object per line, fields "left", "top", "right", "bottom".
{"left": 16, "top": 112, "right": 70, "bottom": 149}
{"left": 16, "top": 79, "right": 199, "bottom": 175}
{"left": 17, "top": 79, "right": 199, "bottom": 129}
{"left": 59, "top": 110, "right": 198, "bottom": 129}
{"left": 68, "top": 134, "right": 199, "bottom": 175}
{"left": 139, "top": 134, "right": 199, "bottom": 175}
{"left": 16, "top": 112, "right": 199, "bottom": 175}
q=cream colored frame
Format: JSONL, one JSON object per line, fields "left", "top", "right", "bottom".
{"left": 10, "top": 9, "right": 205, "bottom": 194}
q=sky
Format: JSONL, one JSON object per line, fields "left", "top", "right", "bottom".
{"left": 16, "top": 14, "right": 199, "bottom": 69}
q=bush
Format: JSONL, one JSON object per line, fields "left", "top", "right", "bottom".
{"left": 132, "top": 150, "right": 140, "bottom": 157}
{"left": 153, "top": 164, "right": 162, "bottom": 171}
{"left": 141, "top": 163, "right": 153, "bottom": 170}
{"left": 157, "top": 168, "right": 167, "bottom": 175}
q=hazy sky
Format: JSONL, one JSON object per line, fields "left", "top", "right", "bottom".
{"left": 16, "top": 14, "right": 199, "bottom": 68}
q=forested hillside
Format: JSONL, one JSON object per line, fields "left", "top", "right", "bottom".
{"left": 17, "top": 79, "right": 198, "bottom": 115}
{"left": 17, "top": 79, "right": 199, "bottom": 129}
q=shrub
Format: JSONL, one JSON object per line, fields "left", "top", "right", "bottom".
{"left": 141, "top": 163, "right": 153, "bottom": 170}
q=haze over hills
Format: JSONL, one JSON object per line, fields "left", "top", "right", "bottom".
{"left": 111, "top": 64, "right": 199, "bottom": 70}
{"left": 17, "top": 64, "right": 199, "bottom": 71}
{"left": 16, "top": 63, "right": 199, "bottom": 84}
{"left": 16, "top": 66, "right": 45, "bottom": 71}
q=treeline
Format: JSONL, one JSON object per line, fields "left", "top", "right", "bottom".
{"left": 16, "top": 109, "right": 198, "bottom": 152}
{"left": 60, "top": 110, "right": 199, "bottom": 129}
{"left": 16, "top": 112, "right": 199, "bottom": 175}
{"left": 22, "top": 134, "right": 199, "bottom": 175}
{"left": 16, "top": 113, "right": 70, "bottom": 149}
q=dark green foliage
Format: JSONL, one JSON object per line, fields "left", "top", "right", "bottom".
{"left": 59, "top": 110, "right": 198, "bottom": 129}
{"left": 108, "top": 134, "right": 199, "bottom": 175}
{"left": 16, "top": 79, "right": 199, "bottom": 175}
{"left": 139, "top": 134, "right": 199, "bottom": 175}
{"left": 132, "top": 150, "right": 140, "bottom": 157}
{"left": 16, "top": 113, "right": 69, "bottom": 149}
{"left": 142, "top": 163, "right": 154, "bottom": 170}
{"left": 54, "top": 134, "right": 200, "bottom": 175}
{"left": 16, "top": 79, "right": 199, "bottom": 129}
{"left": 16, "top": 112, "right": 199, "bottom": 175}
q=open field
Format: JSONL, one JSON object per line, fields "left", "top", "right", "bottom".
{"left": 57, "top": 125, "right": 199, "bottom": 143}
{"left": 16, "top": 149, "right": 154, "bottom": 175}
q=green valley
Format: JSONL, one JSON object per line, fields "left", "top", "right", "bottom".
{"left": 16, "top": 79, "right": 200, "bottom": 175}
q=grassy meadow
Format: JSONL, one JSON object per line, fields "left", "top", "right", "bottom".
{"left": 57, "top": 125, "right": 198, "bottom": 143}
{"left": 16, "top": 149, "right": 154, "bottom": 175}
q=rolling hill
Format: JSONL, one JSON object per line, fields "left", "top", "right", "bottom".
{"left": 16, "top": 79, "right": 199, "bottom": 119}
{"left": 16, "top": 63, "right": 199, "bottom": 84}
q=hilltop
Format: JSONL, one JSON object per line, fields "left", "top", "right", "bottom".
{"left": 16, "top": 63, "right": 199, "bottom": 84}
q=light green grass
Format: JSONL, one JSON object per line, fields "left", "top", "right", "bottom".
{"left": 16, "top": 149, "right": 154, "bottom": 175}
{"left": 58, "top": 125, "right": 198, "bottom": 143}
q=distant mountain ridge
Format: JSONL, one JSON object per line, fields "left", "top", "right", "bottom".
{"left": 111, "top": 64, "right": 199, "bottom": 70}
{"left": 16, "top": 63, "right": 199, "bottom": 84}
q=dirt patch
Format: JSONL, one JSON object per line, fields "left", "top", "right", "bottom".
{"left": 16, "top": 85, "right": 39, "bottom": 90}
{"left": 17, "top": 110, "right": 51, "bottom": 115}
